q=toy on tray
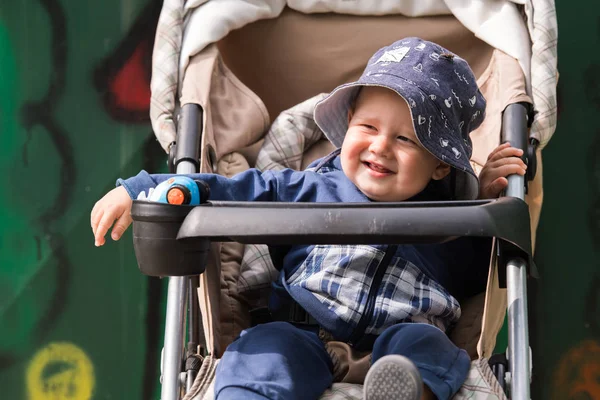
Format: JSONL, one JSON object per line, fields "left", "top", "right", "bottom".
{"left": 137, "top": 176, "right": 209, "bottom": 205}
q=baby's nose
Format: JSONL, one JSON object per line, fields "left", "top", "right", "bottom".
{"left": 369, "top": 135, "right": 392, "bottom": 155}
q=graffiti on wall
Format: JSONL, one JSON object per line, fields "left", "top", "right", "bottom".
{"left": 8, "top": 1, "right": 599, "bottom": 400}
{"left": 0, "top": 0, "right": 75, "bottom": 375}
{"left": 1, "top": 0, "right": 165, "bottom": 398}
{"left": 21, "top": 0, "right": 75, "bottom": 338}
{"left": 26, "top": 342, "right": 94, "bottom": 400}
{"left": 94, "top": 1, "right": 161, "bottom": 123}
{"left": 93, "top": 2, "right": 165, "bottom": 399}
{"left": 553, "top": 341, "right": 600, "bottom": 400}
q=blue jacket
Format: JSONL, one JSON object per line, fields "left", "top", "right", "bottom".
{"left": 119, "top": 151, "right": 489, "bottom": 348}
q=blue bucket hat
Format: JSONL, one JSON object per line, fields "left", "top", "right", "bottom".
{"left": 314, "top": 37, "right": 486, "bottom": 200}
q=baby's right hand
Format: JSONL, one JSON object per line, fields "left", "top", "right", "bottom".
{"left": 91, "top": 186, "right": 133, "bottom": 247}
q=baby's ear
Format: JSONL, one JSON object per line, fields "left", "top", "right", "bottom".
{"left": 432, "top": 163, "right": 451, "bottom": 180}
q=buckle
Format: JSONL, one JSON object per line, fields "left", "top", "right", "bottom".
{"left": 288, "top": 302, "right": 318, "bottom": 326}
{"left": 267, "top": 301, "right": 319, "bottom": 326}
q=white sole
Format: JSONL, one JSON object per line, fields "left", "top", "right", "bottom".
{"left": 363, "top": 355, "right": 423, "bottom": 400}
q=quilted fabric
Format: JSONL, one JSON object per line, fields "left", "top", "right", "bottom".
{"left": 190, "top": 357, "right": 507, "bottom": 400}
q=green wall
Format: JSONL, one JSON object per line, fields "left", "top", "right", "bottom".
{"left": 0, "top": 0, "right": 597, "bottom": 399}
{"left": 530, "top": 3, "right": 600, "bottom": 399}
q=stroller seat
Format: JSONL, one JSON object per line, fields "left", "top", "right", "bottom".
{"left": 132, "top": 3, "right": 557, "bottom": 400}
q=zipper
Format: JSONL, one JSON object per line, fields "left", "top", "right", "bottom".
{"left": 348, "top": 245, "right": 398, "bottom": 345}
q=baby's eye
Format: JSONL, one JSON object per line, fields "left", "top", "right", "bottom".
{"left": 361, "top": 124, "right": 377, "bottom": 131}
{"left": 397, "top": 135, "right": 414, "bottom": 144}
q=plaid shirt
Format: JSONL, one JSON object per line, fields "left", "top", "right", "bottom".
{"left": 285, "top": 243, "right": 461, "bottom": 337}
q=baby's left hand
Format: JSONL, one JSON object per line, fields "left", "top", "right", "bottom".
{"left": 478, "top": 142, "right": 528, "bottom": 199}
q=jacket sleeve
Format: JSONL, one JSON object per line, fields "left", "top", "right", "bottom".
{"left": 116, "top": 168, "right": 327, "bottom": 202}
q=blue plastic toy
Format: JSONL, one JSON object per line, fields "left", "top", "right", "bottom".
{"left": 137, "top": 176, "right": 208, "bottom": 205}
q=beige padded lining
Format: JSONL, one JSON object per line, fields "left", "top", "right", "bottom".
{"left": 219, "top": 9, "right": 493, "bottom": 121}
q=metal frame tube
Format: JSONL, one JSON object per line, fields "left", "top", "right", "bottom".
{"left": 188, "top": 276, "right": 200, "bottom": 350}
{"left": 185, "top": 276, "right": 200, "bottom": 393}
{"left": 161, "top": 277, "right": 188, "bottom": 400}
{"left": 501, "top": 103, "right": 531, "bottom": 399}
{"left": 502, "top": 104, "right": 528, "bottom": 199}
{"left": 162, "top": 161, "right": 199, "bottom": 400}
{"left": 507, "top": 258, "right": 530, "bottom": 400}
{"left": 493, "top": 363, "right": 507, "bottom": 391}
{"left": 186, "top": 370, "right": 196, "bottom": 393}
{"left": 161, "top": 102, "right": 203, "bottom": 400}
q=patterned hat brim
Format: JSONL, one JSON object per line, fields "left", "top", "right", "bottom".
{"left": 314, "top": 81, "right": 479, "bottom": 200}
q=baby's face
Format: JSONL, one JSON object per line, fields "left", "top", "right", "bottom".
{"left": 341, "top": 86, "right": 449, "bottom": 201}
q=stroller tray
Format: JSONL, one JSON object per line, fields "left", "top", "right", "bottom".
{"left": 177, "top": 197, "right": 531, "bottom": 254}
{"left": 131, "top": 197, "right": 534, "bottom": 277}
{"left": 131, "top": 200, "right": 210, "bottom": 277}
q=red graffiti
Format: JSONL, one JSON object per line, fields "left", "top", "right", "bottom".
{"left": 94, "top": 2, "right": 161, "bottom": 123}
{"left": 108, "top": 44, "right": 151, "bottom": 113}
{"left": 553, "top": 340, "right": 600, "bottom": 400}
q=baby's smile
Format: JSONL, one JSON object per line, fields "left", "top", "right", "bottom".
{"left": 362, "top": 160, "right": 395, "bottom": 177}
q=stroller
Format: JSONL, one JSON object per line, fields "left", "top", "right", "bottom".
{"left": 131, "top": 1, "right": 557, "bottom": 399}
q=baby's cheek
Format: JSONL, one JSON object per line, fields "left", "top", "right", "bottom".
{"left": 342, "top": 155, "right": 364, "bottom": 185}
{"left": 340, "top": 155, "right": 354, "bottom": 177}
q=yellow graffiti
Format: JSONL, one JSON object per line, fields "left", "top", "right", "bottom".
{"left": 26, "top": 342, "right": 95, "bottom": 400}
{"left": 553, "top": 340, "right": 600, "bottom": 400}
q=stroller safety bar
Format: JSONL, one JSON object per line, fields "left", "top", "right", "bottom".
{"left": 131, "top": 197, "right": 534, "bottom": 278}
{"left": 176, "top": 199, "right": 532, "bottom": 254}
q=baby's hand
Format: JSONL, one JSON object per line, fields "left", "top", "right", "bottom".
{"left": 478, "top": 143, "right": 528, "bottom": 199}
{"left": 91, "top": 186, "right": 133, "bottom": 247}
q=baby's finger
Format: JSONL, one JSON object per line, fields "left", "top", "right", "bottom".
{"left": 485, "top": 177, "right": 509, "bottom": 198}
{"left": 95, "top": 210, "right": 117, "bottom": 247}
{"left": 111, "top": 212, "right": 133, "bottom": 241}
{"left": 91, "top": 207, "right": 103, "bottom": 236}
{"left": 491, "top": 164, "right": 527, "bottom": 179}
{"left": 487, "top": 155, "right": 527, "bottom": 170}
{"left": 486, "top": 143, "right": 511, "bottom": 161}
{"left": 95, "top": 236, "right": 106, "bottom": 247}
{"left": 487, "top": 146, "right": 524, "bottom": 163}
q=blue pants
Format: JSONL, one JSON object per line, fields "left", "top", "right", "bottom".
{"left": 214, "top": 321, "right": 470, "bottom": 400}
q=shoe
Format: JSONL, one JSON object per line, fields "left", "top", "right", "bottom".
{"left": 363, "top": 354, "right": 423, "bottom": 400}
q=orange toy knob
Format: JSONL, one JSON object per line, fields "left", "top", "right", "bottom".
{"left": 166, "top": 186, "right": 190, "bottom": 205}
